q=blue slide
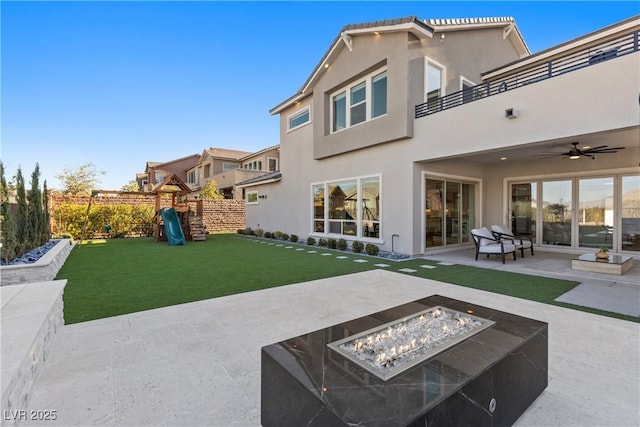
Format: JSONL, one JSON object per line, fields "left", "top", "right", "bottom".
{"left": 160, "top": 208, "right": 186, "bottom": 246}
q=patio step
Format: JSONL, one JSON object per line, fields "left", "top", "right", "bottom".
{"left": 1, "top": 280, "right": 66, "bottom": 427}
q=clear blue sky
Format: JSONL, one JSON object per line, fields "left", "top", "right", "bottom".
{"left": 2, "top": 1, "right": 638, "bottom": 191}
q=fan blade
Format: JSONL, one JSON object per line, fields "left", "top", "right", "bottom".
{"left": 585, "top": 146, "right": 625, "bottom": 153}
{"left": 534, "top": 153, "right": 567, "bottom": 158}
{"left": 583, "top": 145, "right": 608, "bottom": 151}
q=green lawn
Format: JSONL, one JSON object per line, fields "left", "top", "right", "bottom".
{"left": 58, "top": 234, "right": 636, "bottom": 324}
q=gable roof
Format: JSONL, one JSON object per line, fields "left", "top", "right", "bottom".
{"left": 270, "top": 16, "right": 434, "bottom": 115}
{"left": 426, "top": 16, "right": 529, "bottom": 57}
{"left": 270, "top": 15, "right": 529, "bottom": 115}
{"left": 198, "top": 147, "right": 254, "bottom": 164}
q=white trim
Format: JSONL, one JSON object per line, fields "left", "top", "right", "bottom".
{"left": 459, "top": 76, "right": 476, "bottom": 91}
{"left": 424, "top": 56, "right": 447, "bottom": 103}
{"left": 246, "top": 191, "right": 259, "bottom": 205}
{"left": 267, "top": 157, "right": 279, "bottom": 172}
{"left": 310, "top": 173, "right": 382, "bottom": 240}
{"left": 421, "top": 171, "right": 483, "bottom": 254}
{"left": 286, "top": 106, "right": 312, "bottom": 132}
{"left": 329, "top": 67, "right": 387, "bottom": 134}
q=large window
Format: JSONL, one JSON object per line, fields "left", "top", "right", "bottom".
{"left": 312, "top": 175, "right": 381, "bottom": 239}
{"left": 621, "top": 175, "right": 640, "bottom": 252}
{"left": 425, "top": 177, "right": 475, "bottom": 249}
{"left": 330, "top": 69, "right": 387, "bottom": 133}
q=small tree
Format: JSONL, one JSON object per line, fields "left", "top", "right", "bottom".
{"left": 42, "top": 180, "right": 51, "bottom": 243}
{"left": 0, "top": 161, "right": 17, "bottom": 262}
{"left": 121, "top": 180, "right": 139, "bottom": 192}
{"left": 14, "top": 167, "right": 29, "bottom": 251}
{"left": 27, "top": 163, "right": 44, "bottom": 246}
{"left": 200, "top": 180, "right": 224, "bottom": 200}
{"left": 56, "top": 162, "right": 105, "bottom": 195}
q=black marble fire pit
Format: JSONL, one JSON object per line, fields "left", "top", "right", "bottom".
{"left": 261, "top": 295, "right": 548, "bottom": 427}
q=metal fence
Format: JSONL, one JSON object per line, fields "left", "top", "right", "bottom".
{"left": 416, "top": 29, "right": 639, "bottom": 118}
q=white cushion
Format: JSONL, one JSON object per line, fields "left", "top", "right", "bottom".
{"left": 491, "top": 224, "right": 512, "bottom": 236}
{"left": 472, "top": 227, "right": 495, "bottom": 246}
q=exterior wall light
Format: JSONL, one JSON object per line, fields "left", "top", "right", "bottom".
{"left": 505, "top": 108, "right": 518, "bottom": 119}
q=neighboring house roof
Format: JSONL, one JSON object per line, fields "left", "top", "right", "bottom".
{"left": 270, "top": 15, "right": 528, "bottom": 115}
{"left": 235, "top": 171, "right": 282, "bottom": 188}
{"left": 203, "top": 147, "right": 254, "bottom": 161}
{"left": 238, "top": 144, "right": 280, "bottom": 162}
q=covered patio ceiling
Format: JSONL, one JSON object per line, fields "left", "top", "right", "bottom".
{"left": 420, "top": 127, "right": 638, "bottom": 165}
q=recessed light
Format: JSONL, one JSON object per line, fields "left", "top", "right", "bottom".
{"left": 324, "top": 63, "right": 329, "bottom": 69}
{"left": 500, "top": 157, "right": 507, "bottom": 161}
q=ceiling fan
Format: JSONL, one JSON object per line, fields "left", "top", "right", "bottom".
{"left": 536, "top": 142, "right": 625, "bottom": 160}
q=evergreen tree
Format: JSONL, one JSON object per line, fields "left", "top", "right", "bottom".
{"left": 28, "top": 163, "right": 44, "bottom": 246}
{"left": 0, "top": 161, "right": 17, "bottom": 262}
{"left": 14, "top": 167, "right": 28, "bottom": 252}
{"left": 42, "top": 180, "right": 51, "bottom": 243}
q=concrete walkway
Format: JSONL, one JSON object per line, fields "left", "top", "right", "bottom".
{"left": 21, "top": 270, "right": 639, "bottom": 426}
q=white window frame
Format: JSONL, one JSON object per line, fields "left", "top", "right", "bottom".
{"left": 329, "top": 67, "right": 387, "bottom": 134}
{"left": 310, "top": 174, "right": 382, "bottom": 242}
{"left": 246, "top": 191, "right": 259, "bottom": 205}
{"left": 424, "top": 57, "right": 447, "bottom": 103}
{"left": 460, "top": 76, "right": 476, "bottom": 103}
{"left": 268, "top": 157, "right": 278, "bottom": 172}
{"left": 287, "top": 106, "right": 311, "bottom": 132}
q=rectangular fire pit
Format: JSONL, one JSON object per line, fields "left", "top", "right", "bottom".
{"left": 261, "top": 295, "right": 548, "bottom": 427}
{"left": 327, "top": 306, "right": 495, "bottom": 381}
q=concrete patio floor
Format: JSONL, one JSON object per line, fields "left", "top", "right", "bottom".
{"left": 20, "top": 266, "right": 639, "bottom": 427}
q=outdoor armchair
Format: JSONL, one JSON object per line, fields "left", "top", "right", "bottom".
{"left": 470, "top": 227, "right": 517, "bottom": 264}
{"left": 491, "top": 224, "right": 534, "bottom": 257}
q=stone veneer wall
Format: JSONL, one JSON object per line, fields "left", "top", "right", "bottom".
{"left": 49, "top": 195, "right": 245, "bottom": 235}
{"left": 201, "top": 199, "right": 246, "bottom": 232}
{"left": 1, "top": 280, "right": 66, "bottom": 427}
{"left": 1, "top": 239, "right": 74, "bottom": 287}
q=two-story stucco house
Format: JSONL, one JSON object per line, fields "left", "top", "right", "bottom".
{"left": 187, "top": 145, "right": 280, "bottom": 199}
{"left": 245, "top": 15, "right": 640, "bottom": 257}
{"left": 137, "top": 154, "right": 200, "bottom": 192}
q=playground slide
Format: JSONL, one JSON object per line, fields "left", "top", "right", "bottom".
{"left": 160, "top": 208, "right": 186, "bottom": 246}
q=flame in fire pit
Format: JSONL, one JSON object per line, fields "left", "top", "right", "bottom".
{"left": 328, "top": 306, "right": 495, "bottom": 380}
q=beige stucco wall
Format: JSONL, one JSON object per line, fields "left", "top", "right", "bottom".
{"left": 247, "top": 26, "right": 639, "bottom": 256}
{"left": 413, "top": 53, "right": 639, "bottom": 161}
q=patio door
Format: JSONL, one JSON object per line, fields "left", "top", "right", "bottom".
{"left": 510, "top": 183, "right": 537, "bottom": 243}
{"left": 426, "top": 178, "right": 474, "bottom": 250}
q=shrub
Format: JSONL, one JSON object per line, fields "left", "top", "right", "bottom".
{"left": 352, "top": 240, "right": 364, "bottom": 253}
{"left": 244, "top": 227, "right": 254, "bottom": 235}
{"left": 290, "top": 234, "right": 298, "bottom": 243}
{"left": 263, "top": 231, "right": 272, "bottom": 238}
{"left": 337, "top": 238, "right": 347, "bottom": 251}
{"left": 273, "top": 231, "right": 283, "bottom": 239}
{"left": 51, "top": 203, "right": 155, "bottom": 240}
{"left": 318, "top": 238, "right": 327, "bottom": 247}
{"left": 365, "top": 243, "right": 380, "bottom": 256}
{"left": 281, "top": 233, "right": 289, "bottom": 241}
{"left": 306, "top": 236, "right": 316, "bottom": 245}
{"left": 327, "top": 238, "right": 337, "bottom": 249}
{"left": 254, "top": 228, "right": 264, "bottom": 237}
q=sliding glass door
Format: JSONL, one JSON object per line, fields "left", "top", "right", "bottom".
{"left": 510, "top": 173, "right": 639, "bottom": 253}
{"left": 426, "top": 178, "right": 475, "bottom": 250}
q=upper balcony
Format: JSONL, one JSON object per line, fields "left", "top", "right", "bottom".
{"left": 416, "top": 29, "right": 639, "bottom": 119}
